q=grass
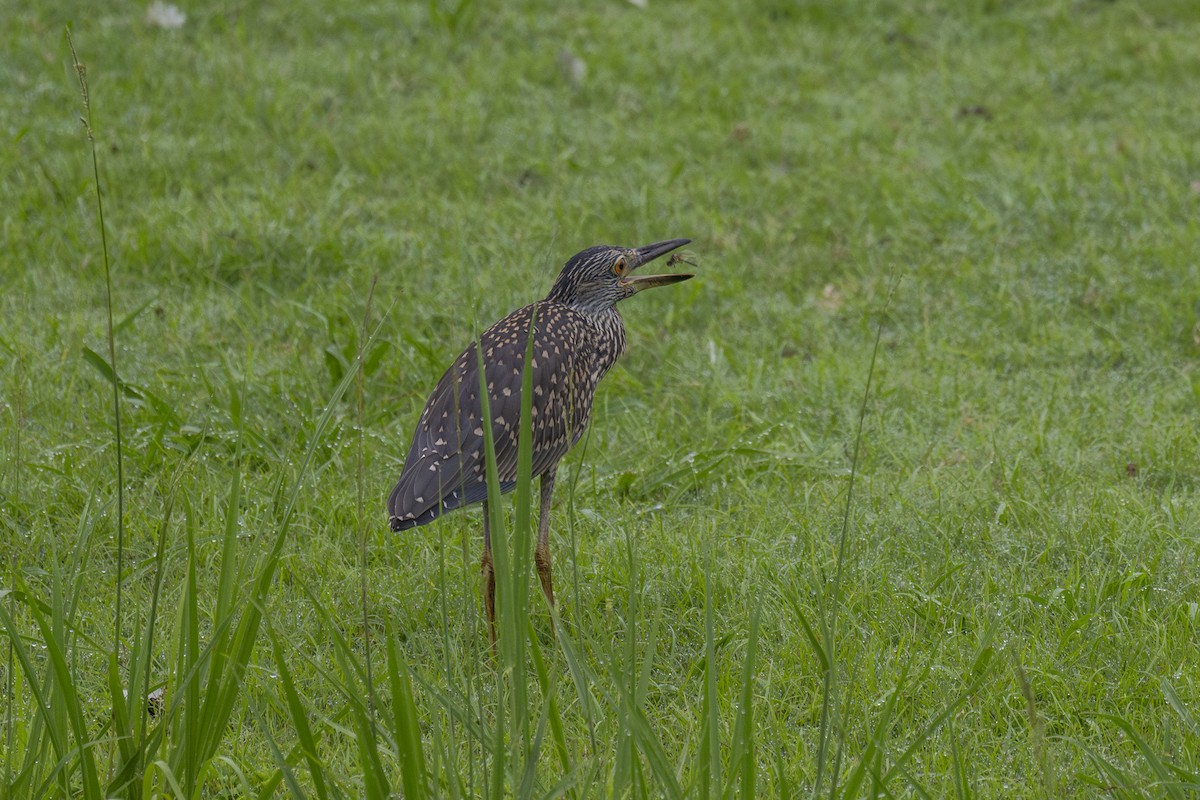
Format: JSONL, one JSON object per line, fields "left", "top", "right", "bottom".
{"left": 3, "top": 0, "right": 1200, "bottom": 796}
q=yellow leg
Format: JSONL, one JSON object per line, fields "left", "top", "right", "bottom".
{"left": 535, "top": 471, "right": 557, "bottom": 619}
{"left": 481, "top": 500, "right": 496, "bottom": 648}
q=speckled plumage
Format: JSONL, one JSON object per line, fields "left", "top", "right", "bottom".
{"left": 386, "top": 299, "right": 622, "bottom": 529}
{"left": 386, "top": 239, "right": 694, "bottom": 642}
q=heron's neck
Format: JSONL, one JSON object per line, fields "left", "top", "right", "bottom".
{"left": 585, "top": 306, "right": 627, "bottom": 369}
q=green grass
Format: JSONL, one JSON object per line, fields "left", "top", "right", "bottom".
{"left": 3, "top": 0, "right": 1200, "bottom": 796}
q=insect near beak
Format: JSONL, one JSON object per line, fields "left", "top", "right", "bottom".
{"left": 618, "top": 238, "right": 695, "bottom": 292}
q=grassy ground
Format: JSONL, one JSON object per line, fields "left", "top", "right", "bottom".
{"left": 3, "top": 0, "right": 1200, "bottom": 796}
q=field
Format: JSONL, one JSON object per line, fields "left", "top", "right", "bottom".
{"left": 3, "top": 0, "right": 1199, "bottom": 796}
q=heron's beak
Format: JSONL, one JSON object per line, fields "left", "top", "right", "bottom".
{"left": 620, "top": 238, "right": 694, "bottom": 292}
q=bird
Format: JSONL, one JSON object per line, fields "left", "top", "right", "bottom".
{"left": 387, "top": 239, "right": 694, "bottom": 642}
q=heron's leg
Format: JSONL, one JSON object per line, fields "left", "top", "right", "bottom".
{"left": 481, "top": 500, "right": 496, "bottom": 647}
{"left": 535, "top": 469, "right": 557, "bottom": 614}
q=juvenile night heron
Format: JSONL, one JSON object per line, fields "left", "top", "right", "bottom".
{"left": 387, "top": 238, "right": 694, "bottom": 640}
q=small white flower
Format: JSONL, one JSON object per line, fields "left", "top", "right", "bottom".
{"left": 146, "top": 2, "right": 186, "bottom": 29}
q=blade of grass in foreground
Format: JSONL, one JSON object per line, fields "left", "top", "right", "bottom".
{"left": 169, "top": 312, "right": 387, "bottom": 791}
{"left": 528, "top": 618, "right": 572, "bottom": 779}
{"left": 386, "top": 616, "right": 429, "bottom": 800}
{"left": 247, "top": 696, "right": 306, "bottom": 800}
{"left": 300, "top": 582, "right": 391, "bottom": 800}
{"left": 476, "top": 339, "right": 509, "bottom": 800}
{"left": 5, "top": 572, "right": 103, "bottom": 798}
{"left": 0, "top": 593, "right": 70, "bottom": 792}
{"left": 172, "top": 494, "right": 204, "bottom": 791}
{"left": 2, "top": 504, "right": 93, "bottom": 793}
{"left": 812, "top": 274, "right": 898, "bottom": 798}
{"left": 356, "top": 275, "right": 381, "bottom": 720}
{"left": 4, "top": 347, "right": 25, "bottom": 793}
{"left": 67, "top": 27, "right": 127, "bottom": 678}
{"left": 1091, "top": 714, "right": 1192, "bottom": 800}
{"left": 475, "top": 307, "right": 538, "bottom": 791}
{"left": 108, "top": 463, "right": 190, "bottom": 797}
{"left": 266, "top": 626, "right": 331, "bottom": 800}
{"left": 725, "top": 602, "right": 759, "bottom": 800}
{"left": 65, "top": 27, "right": 130, "bottom": 796}
{"left": 697, "top": 556, "right": 720, "bottom": 798}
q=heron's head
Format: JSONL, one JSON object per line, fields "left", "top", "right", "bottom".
{"left": 546, "top": 238, "right": 693, "bottom": 312}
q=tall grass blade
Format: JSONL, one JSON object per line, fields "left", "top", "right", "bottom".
{"left": 172, "top": 314, "right": 384, "bottom": 791}
{"left": 561, "top": 426, "right": 598, "bottom": 757}
{"left": 1162, "top": 678, "right": 1200, "bottom": 739}
{"left": 552, "top": 618, "right": 604, "bottom": 740}
{"left": 476, "top": 339, "right": 510, "bottom": 800}
{"left": 635, "top": 612, "right": 661, "bottom": 711}
{"left": 184, "top": 464, "right": 243, "bottom": 786}
{"left": 787, "top": 594, "right": 827, "bottom": 674}
{"left": 6, "top": 574, "right": 102, "bottom": 797}
{"left": 299, "top": 581, "right": 391, "bottom": 799}
{"left": 511, "top": 305, "right": 538, "bottom": 755}
{"left": 1094, "top": 714, "right": 1188, "bottom": 800}
{"left": 210, "top": 457, "right": 243, "bottom": 670}
{"left": 4, "top": 347, "right": 23, "bottom": 793}
{"left": 175, "top": 494, "right": 203, "bottom": 789}
{"left": 698, "top": 556, "right": 721, "bottom": 798}
{"left": 624, "top": 702, "right": 684, "bottom": 800}
{"left": 948, "top": 717, "right": 970, "bottom": 800}
{"left": 385, "top": 616, "right": 429, "bottom": 800}
{"left": 812, "top": 274, "right": 898, "bottom": 797}
{"left": 267, "top": 626, "right": 331, "bottom": 800}
{"left": 67, "top": 30, "right": 128, "bottom": 697}
{"left": 528, "top": 620, "right": 572, "bottom": 778}
{"left": 489, "top": 697, "right": 507, "bottom": 800}
{"left": 614, "top": 522, "right": 642, "bottom": 797}
{"left": 247, "top": 697, "right": 307, "bottom": 800}
{"left": 0, "top": 595, "right": 69, "bottom": 786}
{"left": 147, "top": 759, "right": 189, "bottom": 798}
{"left": 106, "top": 652, "right": 137, "bottom": 793}
{"left": 356, "top": 275, "right": 380, "bottom": 717}
{"left": 518, "top": 636, "right": 552, "bottom": 798}
{"left": 475, "top": 307, "right": 541, "bottom": 792}
{"left": 724, "top": 602, "right": 759, "bottom": 800}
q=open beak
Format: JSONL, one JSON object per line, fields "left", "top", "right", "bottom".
{"left": 619, "top": 238, "right": 695, "bottom": 293}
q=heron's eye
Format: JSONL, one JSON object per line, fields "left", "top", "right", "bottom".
{"left": 613, "top": 256, "right": 627, "bottom": 276}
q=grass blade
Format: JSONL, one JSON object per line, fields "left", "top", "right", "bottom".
{"left": 725, "top": 603, "right": 759, "bottom": 800}
{"left": 812, "top": 272, "right": 899, "bottom": 798}
{"left": 1162, "top": 678, "right": 1200, "bottom": 739}
{"left": 386, "top": 615, "right": 429, "bottom": 800}
{"left": 247, "top": 696, "right": 308, "bottom": 800}
{"left": 4, "top": 576, "right": 102, "bottom": 797}
{"left": 698, "top": 556, "right": 721, "bottom": 798}
{"left": 356, "top": 275, "right": 380, "bottom": 720}
{"left": 0, "top": 597, "right": 69, "bottom": 782}
{"left": 1093, "top": 714, "right": 1188, "bottom": 800}
{"left": 528, "top": 620, "right": 572, "bottom": 779}
{"left": 179, "top": 310, "right": 385, "bottom": 790}
{"left": 67, "top": 29, "right": 127, "bottom": 677}
{"left": 267, "top": 626, "right": 331, "bottom": 800}
{"left": 304, "top": 587, "right": 391, "bottom": 800}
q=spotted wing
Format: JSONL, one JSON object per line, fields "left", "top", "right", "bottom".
{"left": 484, "top": 302, "right": 593, "bottom": 485}
{"left": 387, "top": 302, "right": 594, "bottom": 531}
{"left": 386, "top": 340, "right": 503, "bottom": 530}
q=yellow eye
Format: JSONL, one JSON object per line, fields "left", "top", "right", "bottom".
{"left": 613, "top": 256, "right": 627, "bottom": 275}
